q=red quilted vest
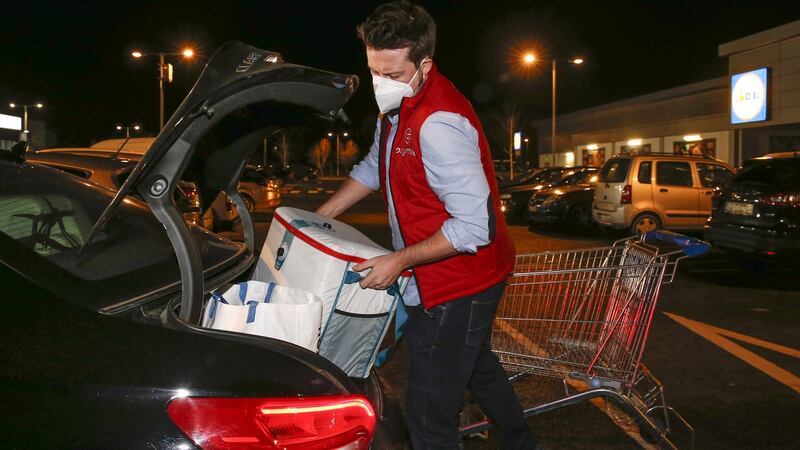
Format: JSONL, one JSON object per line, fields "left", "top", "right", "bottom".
{"left": 378, "top": 64, "right": 515, "bottom": 309}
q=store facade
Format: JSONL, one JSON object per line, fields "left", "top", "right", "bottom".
{"left": 534, "top": 19, "right": 800, "bottom": 168}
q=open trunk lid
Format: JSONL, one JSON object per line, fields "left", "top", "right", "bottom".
{"left": 83, "top": 41, "right": 358, "bottom": 324}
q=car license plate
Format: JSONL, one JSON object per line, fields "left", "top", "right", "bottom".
{"left": 724, "top": 201, "right": 754, "bottom": 216}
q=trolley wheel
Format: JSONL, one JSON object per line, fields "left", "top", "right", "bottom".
{"left": 629, "top": 212, "right": 661, "bottom": 236}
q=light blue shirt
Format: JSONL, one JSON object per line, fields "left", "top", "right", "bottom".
{"left": 350, "top": 111, "right": 492, "bottom": 306}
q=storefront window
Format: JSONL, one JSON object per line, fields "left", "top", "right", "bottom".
{"left": 581, "top": 148, "right": 606, "bottom": 167}
{"left": 673, "top": 138, "right": 716, "bottom": 157}
{"left": 620, "top": 144, "right": 652, "bottom": 155}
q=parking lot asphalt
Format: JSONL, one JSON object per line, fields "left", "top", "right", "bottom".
{"left": 231, "top": 179, "right": 799, "bottom": 450}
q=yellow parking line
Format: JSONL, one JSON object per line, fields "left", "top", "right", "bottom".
{"left": 664, "top": 312, "right": 800, "bottom": 394}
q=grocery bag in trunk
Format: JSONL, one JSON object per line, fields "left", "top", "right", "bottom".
{"left": 253, "top": 207, "right": 410, "bottom": 378}
{"left": 201, "top": 280, "right": 323, "bottom": 352}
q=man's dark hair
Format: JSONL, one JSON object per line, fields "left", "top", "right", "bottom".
{"left": 356, "top": 1, "right": 436, "bottom": 66}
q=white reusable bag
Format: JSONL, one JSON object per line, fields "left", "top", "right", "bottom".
{"left": 201, "top": 280, "right": 323, "bottom": 352}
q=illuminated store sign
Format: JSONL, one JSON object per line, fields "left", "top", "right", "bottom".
{"left": 0, "top": 113, "right": 21, "bottom": 131}
{"left": 731, "top": 68, "right": 768, "bottom": 124}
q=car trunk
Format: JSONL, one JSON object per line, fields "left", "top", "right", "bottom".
{"left": 595, "top": 157, "right": 631, "bottom": 211}
{"left": 721, "top": 160, "right": 799, "bottom": 228}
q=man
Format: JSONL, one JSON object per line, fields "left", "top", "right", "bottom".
{"left": 316, "top": 2, "right": 538, "bottom": 448}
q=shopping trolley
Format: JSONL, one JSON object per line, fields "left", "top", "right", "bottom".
{"left": 459, "top": 231, "right": 709, "bottom": 449}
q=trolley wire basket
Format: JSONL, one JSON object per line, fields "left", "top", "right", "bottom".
{"left": 460, "top": 231, "right": 708, "bottom": 449}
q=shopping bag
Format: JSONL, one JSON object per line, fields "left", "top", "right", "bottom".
{"left": 201, "top": 280, "right": 323, "bottom": 352}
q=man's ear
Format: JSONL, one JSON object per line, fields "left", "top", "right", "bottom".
{"left": 420, "top": 57, "right": 433, "bottom": 77}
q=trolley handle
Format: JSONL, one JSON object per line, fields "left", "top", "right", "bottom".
{"left": 643, "top": 230, "right": 710, "bottom": 257}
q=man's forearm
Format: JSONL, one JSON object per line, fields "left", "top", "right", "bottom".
{"left": 316, "top": 178, "right": 374, "bottom": 219}
{"left": 397, "top": 230, "right": 458, "bottom": 269}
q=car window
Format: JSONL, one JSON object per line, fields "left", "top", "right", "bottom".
{"left": 0, "top": 164, "right": 238, "bottom": 311}
{"left": 638, "top": 161, "right": 652, "bottom": 184}
{"left": 656, "top": 161, "right": 693, "bottom": 187}
{"left": 599, "top": 158, "right": 631, "bottom": 183}
{"left": 695, "top": 163, "right": 734, "bottom": 188}
{"left": 733, "top": 159, "right": 800, "bottom": 189}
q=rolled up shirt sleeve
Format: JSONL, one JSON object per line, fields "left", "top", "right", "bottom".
{"left": 420, "top": 111, "right": 492, "bottom": 254}
{"left": 349, "top": 119, "right": 381, "bottom": 191}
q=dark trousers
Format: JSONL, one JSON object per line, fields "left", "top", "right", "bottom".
{"left": 404, "top": 282, "right": 538, "bottom": 449}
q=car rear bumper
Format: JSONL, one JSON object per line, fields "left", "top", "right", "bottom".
{"left": 592, "top": 204, "right": 627, "bottom": 229}
{"left": 704, "top": 223, "right": 800, "bottom": 257}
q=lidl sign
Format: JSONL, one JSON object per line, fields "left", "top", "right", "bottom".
{"left": 731, "top": 68, "right": 768, "bottom": 124}
{"left": 0, "top": 113, "right": 21, "bottom": 131}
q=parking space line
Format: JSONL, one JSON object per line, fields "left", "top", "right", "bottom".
{"left": 664, "top": 312, "right": 800, "bottom": 394}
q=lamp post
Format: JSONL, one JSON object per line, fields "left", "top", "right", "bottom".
{"left": 524, "top": 137, "right": 530, "bottom": 168}
{"left": 522, "top": 53, "right": 583, "bottom": 167}
{"left": 9, "top": 102, "right": 43, "bottom": 141}
{"left": 131, "top": 48, "right": 195, "bottom": 130}
{"left": 115, "top": 124, "right": 141, "bottom": 139}
{"left": 327, "top": 131, "right": 349, "bottom": 176}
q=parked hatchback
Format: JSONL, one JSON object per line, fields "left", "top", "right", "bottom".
{"left": 593, "top": 154, "right": 735, "bottom": 234}
{"left": 704, "top": 154, "right": 800, "bottom": 263}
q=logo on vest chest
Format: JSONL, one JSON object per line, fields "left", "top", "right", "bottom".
{"left": 395, "top": 128, "right": 416, "bottom": 157}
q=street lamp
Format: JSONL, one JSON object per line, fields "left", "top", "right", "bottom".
{"left": 522, "top": 53, "right": 584, "bottom": 167}
{"left": 8, "top": 102, "right": 44, "bottom": 141}
{"left": 115, "top": 123, "right": 141, "bottom": 139}
{"left": 327, "top": 131, "right": 349, "bottom": 176}
{"left": 131, "top": 47, "right": 195, "bottom": 130}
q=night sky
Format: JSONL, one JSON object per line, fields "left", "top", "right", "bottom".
{"left": 2, "top": 0, "right": 798, "bottom": 152}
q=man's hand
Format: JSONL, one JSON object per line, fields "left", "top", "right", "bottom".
{"left": 353, "top": 253, "right": 407, "bottom": 290}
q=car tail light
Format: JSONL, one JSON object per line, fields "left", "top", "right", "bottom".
{"left": 761, "top": 192, "right": 800, "bottom": 207}
{"left": 168, "top": 395, "right": 376, "bottom": 450}
{"left": 620, "top": 184, "right": 632, "bottom": 204}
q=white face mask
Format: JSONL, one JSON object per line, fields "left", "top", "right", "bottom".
{"left": 372, "top": 63, "right": 425, "bottom": 113}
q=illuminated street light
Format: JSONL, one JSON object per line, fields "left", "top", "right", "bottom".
{"left": 519, "top": 52, "right": 585, "bottom": 167}
{"left": 116, "top": 123, "right": 142, "bottom": 139}
{"left": 9, "top": 102, "right": 44, "bottom": 141}
{"left": 328, "top": 131, "right": 350, "bottom": 176}
{"left": 130, "top": 47, "right": 197, "bottom": 129}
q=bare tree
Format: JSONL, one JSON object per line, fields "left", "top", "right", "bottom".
{"left": 308, "top": 138, "right": 332, "bottom": 176}
{"left": 275, "top": 132, "right": 291, "bottom": 167}
{"left": 339, "top": 140, "right": 360, "bottom": 172}
{"left": 494, "top": 101, "right": 520, "bottom": 180}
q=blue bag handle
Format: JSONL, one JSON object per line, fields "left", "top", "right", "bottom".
{"left": 343, "top": 271, "right": 407, "bottom": 367}
{"left": 643, "top": 230, "right": 711, "bottom": 257}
